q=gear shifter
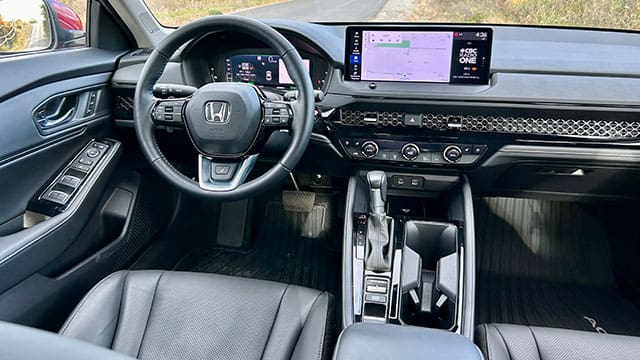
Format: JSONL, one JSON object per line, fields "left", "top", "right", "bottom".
{"left": 365, "top": 171, "right": 391, "bottom": 272}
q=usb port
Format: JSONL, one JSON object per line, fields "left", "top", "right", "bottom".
{"left": 363, "top": 112, "right": 378, "bottom": 123}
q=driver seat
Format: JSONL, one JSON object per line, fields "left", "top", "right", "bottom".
{"left": 58, "top": 270, "right": 334, "bottom": 360}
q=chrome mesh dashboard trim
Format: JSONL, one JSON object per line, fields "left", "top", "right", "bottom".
{"left": 338, "top": 109, "right": 640, "bottom": 139}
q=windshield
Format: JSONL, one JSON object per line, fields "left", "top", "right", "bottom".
{"left": 144, "top": 0, "right": 640, "bottom": 31}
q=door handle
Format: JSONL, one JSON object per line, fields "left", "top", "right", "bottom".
{"left": 34, "top": 95, "right": 77, "bottom": 129}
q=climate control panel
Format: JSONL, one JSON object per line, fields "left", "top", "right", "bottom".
{"left": 340, "top": 138, "right": 487, "bottom": 165}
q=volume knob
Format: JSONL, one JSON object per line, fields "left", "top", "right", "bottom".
{"left": 361, "top": 141, "right": 379, "bottom": 158}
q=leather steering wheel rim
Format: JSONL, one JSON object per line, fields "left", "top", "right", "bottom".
{"left": 133, "top": 15, "right": 315, "bottom": 200}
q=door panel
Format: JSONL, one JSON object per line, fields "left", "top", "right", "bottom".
{"left": 0, "top": 73, "right": 112, "bottom": 224}
{"left": 0, "top": 45, "right": 126, "bottom": 326}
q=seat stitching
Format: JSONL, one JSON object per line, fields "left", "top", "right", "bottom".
{"left": 135, "top": 271, "right": 165, "bottom": 358}
{"left": 109, "top": 271, "right": 130, "bottom": 348}
{"left": 528, "top": 327, "right": 544, "bottom": 360}
{"left": 316, "top": 292, "right": 329, "bottom": 360}
{"left": 60, "top": 271, "right": 126, "bottom": 335}
{"left": 493, "top": 325, "right": 514, "bottom": 360}
{"left": 482, "top": 324, "right": 493, "bottom": 360}
{"left": 259, "top": 284, "right": 288, "bottom": 360}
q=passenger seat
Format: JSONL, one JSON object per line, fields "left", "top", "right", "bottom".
{"left": 475, "top": 323, "right": 640, "bottom": 360}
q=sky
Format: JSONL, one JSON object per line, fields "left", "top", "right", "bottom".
{"left": 0, "top": 0, "right": 46, "bottom": 22}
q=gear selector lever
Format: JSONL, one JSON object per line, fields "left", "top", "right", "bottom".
{"left": 365, "top": 171, "right": 392, "bottom": 272}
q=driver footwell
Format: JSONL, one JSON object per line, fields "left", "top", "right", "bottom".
{"left": 173, "top": 195, "right": 340, "bottom": 295}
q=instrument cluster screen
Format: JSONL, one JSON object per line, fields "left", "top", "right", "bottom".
{"left": 225, "top": 54, "right": 311, "bottom": 88}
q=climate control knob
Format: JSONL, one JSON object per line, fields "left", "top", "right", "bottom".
{"left": 401, "top": 143, "right": 420, "bottom": 160}
{"left": 443, "top": 145, "right": 463, "bottom": 163}
{"left": 361, "top": 141, "right": 379, "bottom": 158}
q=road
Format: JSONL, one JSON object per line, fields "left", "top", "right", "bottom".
{"left": 26, "top": 21, "right": 49, "bottom": 50}
{"left": 234, "top": 0, "right": 389, "bottom": 21}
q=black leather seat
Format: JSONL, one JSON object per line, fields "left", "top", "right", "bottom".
{"left": 476, "top": 323, "right": 640, "bottom": 360}
{"left": 59, "top": 270, "right": 334, "bottom": 360}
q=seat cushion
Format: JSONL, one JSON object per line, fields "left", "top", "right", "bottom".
{"left": 60, "top": 270, "right": 334, "bottom": 360}
{"left": 475, "top": 323, "right": 640, "bottom": 360}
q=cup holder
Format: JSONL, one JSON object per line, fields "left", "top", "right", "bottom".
{"left": 400, "top": 220, "right": 460, "bottom": 330}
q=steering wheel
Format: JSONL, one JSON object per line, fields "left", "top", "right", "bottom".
{"left": 133, "top": 15, "right": 315, "bottom": 200}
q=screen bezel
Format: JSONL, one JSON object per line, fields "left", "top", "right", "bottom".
{"left": 344, "top": 26, "right": 493, "bottom": 85}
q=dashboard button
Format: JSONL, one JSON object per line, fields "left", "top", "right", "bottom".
{"left": 403, "top": 114, "right": 422, "bottom": 126}
{"left": 462, "top": 145, "right": 473, "bottom": 154}
{"left": 401, "top": 143, "right": 420, "bottom": 160}
{"left": 361, "top": 141, "right": 379, "bottom": 158}
{"left": 443, "top": 145, "right": 463, "bottom": 163}
{"left": 473, "top": 145, "right": 487, "bottom": 155}
{"left": 417, "top": 153, "right": 432, "bottom": 163}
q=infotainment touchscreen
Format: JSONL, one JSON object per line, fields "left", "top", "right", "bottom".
{"left": 345, "top": 27, "right": 492, "bottom": 85}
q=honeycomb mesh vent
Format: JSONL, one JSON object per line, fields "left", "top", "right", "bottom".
{"left": 338, "top": 109, "right": 640, "bottom": 139}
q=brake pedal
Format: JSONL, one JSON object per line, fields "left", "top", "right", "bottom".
{"left": 282, "top": 190, "right": 316, "bottom": 212}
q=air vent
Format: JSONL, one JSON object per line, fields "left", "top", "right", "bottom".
{"left": 338, "top": 110, "right": 640, "bottom": 139}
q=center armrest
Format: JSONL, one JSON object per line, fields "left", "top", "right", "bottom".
{"left": 333, "top": 323, "right": 483, "bottom": 360}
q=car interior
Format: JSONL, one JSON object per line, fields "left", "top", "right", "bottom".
{"left": 1, "top": 0, "right": 640, "bottom": 359}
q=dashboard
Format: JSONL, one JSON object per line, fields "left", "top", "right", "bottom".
{"left": 111, "top": 21, "right": 640, "bottom": 198}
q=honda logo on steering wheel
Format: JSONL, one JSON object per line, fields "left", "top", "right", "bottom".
{"left": 204, "top": 101, "right": 231, "bottom": 124}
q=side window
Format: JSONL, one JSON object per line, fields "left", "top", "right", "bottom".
{"left": 0, "top": 0, "right": 86, "bottom": 56}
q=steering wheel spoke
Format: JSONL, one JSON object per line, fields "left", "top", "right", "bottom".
{"left": 198, "top": 154, "right": 258, "bottom": 191}
{"left": 151, "top": 98, "right": 188, "bottom": 125}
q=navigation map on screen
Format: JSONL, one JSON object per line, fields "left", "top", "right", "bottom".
{"left": 361, "top": 31, "right": 453, "bottom": 82}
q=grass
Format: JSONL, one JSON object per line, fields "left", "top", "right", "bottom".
{"left": 143, "top": 0, "right": 283, "bottom": 27}
{"left": 408, "top": 0, "right": 640, "bottom": 31}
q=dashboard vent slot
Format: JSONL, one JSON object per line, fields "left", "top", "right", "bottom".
{"left": 338, "top": 109, "right": 640, "bottom": 139}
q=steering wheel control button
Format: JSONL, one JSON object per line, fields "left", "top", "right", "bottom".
{"left": 443, "top": 145, "right": 463, "bottom": 163}
{"left": 403, "top": 114, "right": 422, "bottom": 126}
{"left": 86, "top": 148, "right": 100, "bottom": 158}
{"left": 263, "top": 102, "right": 292, "bottom": 127}
{"left": 361, "top": 141, "right": 379, "bottom": 158}
{"left": 211, "top": 163, "right": 238, "bottom": 182}
{"left": 401, "top": 143, "right": 420, "bottom": 160}
{"left": 153, "top": 100, "right": 185, "bottom": 124}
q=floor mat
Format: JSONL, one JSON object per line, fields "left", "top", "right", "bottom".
{"left": 174, "top": 201, "right": 340, "bottom": 294}
{"left": 475, "top": 197, "right": 640, "bottom": 336}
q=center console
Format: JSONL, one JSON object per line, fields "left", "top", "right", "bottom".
{"left": 334, "top": 25, "right": 483, "bottom": 358}
{"left": 341, "top": 170, "right": 477, "bottom": 338}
